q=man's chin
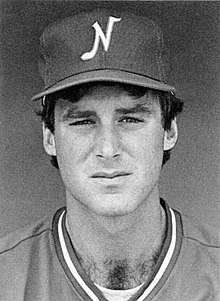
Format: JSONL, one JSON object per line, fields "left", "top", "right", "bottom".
{"left": 90, "top": 196, "right": 138, "bottom": 218}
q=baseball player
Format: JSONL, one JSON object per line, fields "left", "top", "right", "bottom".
{"left": 0, "top": 8, "right": 219, "bottom": 301}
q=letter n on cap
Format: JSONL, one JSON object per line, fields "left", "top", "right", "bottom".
{"left": 81, "top": 16, "right": 121, "bottom": 61}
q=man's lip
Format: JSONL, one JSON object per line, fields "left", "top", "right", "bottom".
{"left": 91, "top": 171, "right": 131, "bottom": 179}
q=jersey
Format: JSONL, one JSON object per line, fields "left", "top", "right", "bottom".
{"left": 0, "top": 199, "right": 219, "bottom": 301}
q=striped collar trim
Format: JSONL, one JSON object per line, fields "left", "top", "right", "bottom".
{"left": 54, "top": 202, "right": 181, "bottom": 301}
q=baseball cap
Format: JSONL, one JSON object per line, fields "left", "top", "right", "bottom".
{"left": 31, "top": 8, "right": 175, "bottom": 101}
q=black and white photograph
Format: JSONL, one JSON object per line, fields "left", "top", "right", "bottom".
{"left": 0, "top": 1, "right": 219, "bottom": 300}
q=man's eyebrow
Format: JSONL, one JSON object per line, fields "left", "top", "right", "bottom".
{"left": 61, "top": 107, "right": 97, "bottom": 120}
{"left": 116, "top": 103, "right": 154, "bottom": 115}
{"left": 61, "top": 102, "right": 155, "bottom": 120}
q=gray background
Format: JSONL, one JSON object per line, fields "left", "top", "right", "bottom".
{"left": 0, "top": 1, "right": 219, "bottom": 237}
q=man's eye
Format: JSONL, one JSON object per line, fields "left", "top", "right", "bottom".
{"left": 69, "top": 119, "right": 95, "bottom": 126}
{"left": 119, "top": 117, "right": 143, "bottom": 123}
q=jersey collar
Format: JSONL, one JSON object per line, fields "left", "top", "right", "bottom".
{"left": 52, "top": 199, "right": 183, "bottom": 301}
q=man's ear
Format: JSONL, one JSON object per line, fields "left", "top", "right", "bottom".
{"left": 42, "top": 124, "right": 56, "bottom": 156}
{"left": 163, "top": 118, "right": 178, "bottom": 151}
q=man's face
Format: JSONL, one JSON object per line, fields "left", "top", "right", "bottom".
{"left": 43, "top": 85, "right": 177, "bottom": 217}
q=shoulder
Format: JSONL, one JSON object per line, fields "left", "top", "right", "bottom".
{"left": 165, "top": 207, "right": 220, "bottom": 299}
{"left": 179, "top": 210, "right": 219, "bottom": 248}
{"left": 174, "top": 207, "right": 219, "bottom": 279}
{"left": 0, "top": 214, "right": 53, "bottom": 256}
{"left": 0, "top": 209, "right": 64, "bottom": 300}
{"left": 0, "top": 213, "right": 55, "bottom": 286}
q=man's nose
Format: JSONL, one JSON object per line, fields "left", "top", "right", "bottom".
{"left": 94, "top": 125, "right": 121, "bottom": 160}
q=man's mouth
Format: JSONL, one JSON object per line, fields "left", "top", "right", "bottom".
{"left": 91, "top": 171, "right": 131, "bottom": 179}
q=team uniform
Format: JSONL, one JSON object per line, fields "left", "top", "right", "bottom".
{"left": 0, "top": 199, "right": 219, "bottom": 301}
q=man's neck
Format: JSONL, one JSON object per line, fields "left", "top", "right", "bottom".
{"left": 65, "top": 194, "right": 166, "bottom": 289}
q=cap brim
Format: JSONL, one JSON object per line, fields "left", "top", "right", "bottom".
{"left": 31, "top": 69, "right": 175, "bottom": 101}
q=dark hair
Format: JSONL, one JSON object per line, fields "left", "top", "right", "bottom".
{"left": 36, "top": 82, "right": 183, "bottom": 168}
